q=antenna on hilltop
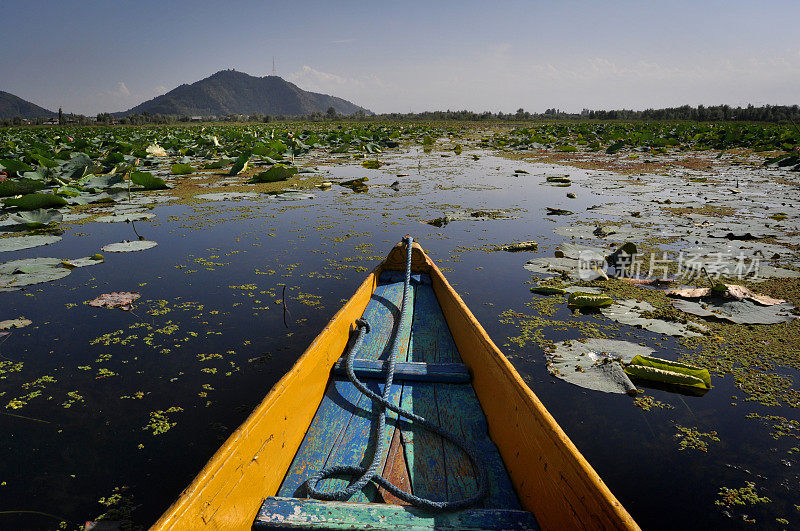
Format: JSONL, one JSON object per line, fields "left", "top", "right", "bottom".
{"left": 272, "top": 56, "right": 276, "bottom": 76}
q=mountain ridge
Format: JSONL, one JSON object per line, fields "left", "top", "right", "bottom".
{"left": 116, "top": 70, "right": 371, "bottom": 117}
{"left": 0, "top": 91, "right": 57, "bottom": 119}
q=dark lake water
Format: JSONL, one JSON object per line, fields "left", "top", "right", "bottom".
{"left": 1, "top": 147, "right": 796, "bottom": 529}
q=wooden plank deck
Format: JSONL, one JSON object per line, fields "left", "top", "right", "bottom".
{"left": 276, "top": 271, "right": 526, "bottom": 517}
{"left": 254, "top": 498, "right": 540, "bottom": 530}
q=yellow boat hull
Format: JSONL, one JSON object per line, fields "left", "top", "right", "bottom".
{"left": 153, "top": 241, "right": 638, "bottom": 530}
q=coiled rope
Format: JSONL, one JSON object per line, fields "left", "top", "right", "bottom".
{"left": 305, "top": 236, "right": 488, "bottom": 511}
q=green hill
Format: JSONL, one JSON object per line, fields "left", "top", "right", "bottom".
{"left": 118, "top": 70, "right": 371, "bottom": 117}
{"left": 0, "top": 91, "right": 56, "bottom": 119}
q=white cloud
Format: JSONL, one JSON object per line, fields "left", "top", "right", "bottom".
{"left": 331, "top": 38, "right": 355, "bottom": 44}
{"left": 287, "top": 66, "right": 389, "bottom": 99}
{"left": 116, "top": 82, "right": 131, "bottom": 96}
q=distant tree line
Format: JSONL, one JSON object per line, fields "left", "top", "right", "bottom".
{"left": 2, "top": 104, "right": 799, "bottom": 127}
{"left": 373, "top": 104, "right": 800, "bottom": 124}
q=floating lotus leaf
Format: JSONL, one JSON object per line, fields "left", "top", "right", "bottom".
{"left": 3, "top": 193, "right": 68, "bottom": 210}
{"left": 81, "top": 174, "right": 123, "bottom": 190}
{"left": 94, "top": 212, "right": 155, "bottom": 223}
{"left": 362, "top": 160, "right": 383, "bottom": 169}
{"left": 625, "top": 355, "right": 710, "bottom": 389}
{"left": 268, "top": 190, "right": 315, "bottom": 201}
{"left": 568, "top": 292, "right": 614, "bottom": 308}
{"left": 524, "top": 256, "right": 593, "bottom": 280}
{"left": 750, "top": 265, "right": 800, "bottom": 281}
{"left": 672, "top": 298, "right": 796, "bottom": 325}
{"left": 131, "top": 171, "right": 168, "bottom": 190}
{"left": 202, "top": 159, "right": 228, "bottom": 170}
{"left": 61, "top": 255, "right": 104, "bottom": 269}
{"left": 195, "top": 192, "right": 259, "bottom": 201}
{"left": 171, "top": 163, "right": 196, "bottom": 175}
{"left": 554, "top": 243, "right": 605, "bottom": 261}
{"left": 0, "top": 159, "right": 34, "bottom": 174}
{"left": 56, "top": 185, "right": 83, "bottom": 197}
{"left": 0, "top": 178, "right": 45, "bottom": 197}
{"left": 228, "top": 153, "right": 250, "bottom": 176}
{"left": 247, "top": 164, "right": 298, "bottom": 183}
{"left": 531, "top": 286, "right": 566, "bottom": 295}
{"left": 9, "top": 209, "right": 63, "bottom": 228}
{"left": 547, "top": 338, "right": 653, "bottom": 394}
{"left": 0, "top": 257, "right": 70, "bottom": 291}
{"left": 563, "top": 286, "right": 603, "bottom": 294}
{"left": 0, "top": 234, "right": 62, "bottom": 252}
{"left": 601, "top": 299, "right": 708, "bottom": 337}
{"left": 101, "top": 240, "right": 158, "bottom": 252}
{"left": 59, "top": 153, "right": 92, "bottom": 180}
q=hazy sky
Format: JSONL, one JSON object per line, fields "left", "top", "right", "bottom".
{"left": 1, "top": 1, "right": 798, "bottom": 115}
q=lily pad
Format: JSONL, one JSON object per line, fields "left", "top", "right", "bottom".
{"left": 362, "top": 160, "right": 383, "bottom": 169}
{"left": 547, "top": 338, "right": 653, "bottom": 394}
{"left": 101, "top": 240, "right": 158, "bottom": 253}
{"left": 171, "top": 163, "right": 196, "bottom": 175}
{"left": 0, "top": 257, "right": 71, "bottom": 291}
{"left": 3, "top": 193, "right": 68, "bottom": 211}
{"left": 228, "top": 153, "right": 250, "bottom": 176}
{"left": 267, "top": 190, "right": 315, "bottom": 201}
{"left": 568, "top": 292, "right": 614, "bottom": 308}
{"left": 94, "top": 212, "right": 155, "bottom": 223}
{"left": 672, "top": 298, "right": 796, "bottom": 325}
{"left": 196, "top": 192, "right": 259, "bottom": 201}
{"left": 59, "top": 153, "right": 92, "bottom": 180}
{"left": 9, "top": 209, "right": 63, "bottom": 228}
{"left": 0, "top": 178, "right": 46, "bottom": 197}
{"left": 81, "top": 174, "right": 124, "bottom": 190}
{"left": 248, "top": 164, "right": 298, "bottom": 183}
{"left": 131, "top": 171, "right": 168, "bottom": 190}
{"left": 601, "top": 300, "right": 708, "bottom": 337}
{"left": 0, "top": 234, "right": 62, "bottom": 252}
{"left": 0, "top": 159, "right": 34, "bottom": 174}
{"left": 61, "top": 255, "right": 105, "bottom": 268}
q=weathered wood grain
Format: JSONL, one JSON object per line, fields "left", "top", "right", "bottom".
{"left": 332, "top": 359, "right": 470, "bottom": 383}
{"left": 378, "top": 426, "right": 412, "bottom": 505}
{"left": 319, "top": 379, "right": 404, "bottom": 501}
{"left": 253, "top": 497, "right": 541, "bottom": 530}
{"left": 409, "top": 275, "right": 460, "bottom": 363}
{"left": 436, "top": 383, "right": 521, "bottom": 510}
{"left": 277, "top": 275, "right": 412, "bottom": 499}
{"left": 397, "top": 381, "right": 448, "bottom": 502}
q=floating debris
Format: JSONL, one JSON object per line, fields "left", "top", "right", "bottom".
{"left": 495, "top": 240, "right": 538, "bottom": 252}
{"left": 87, "top": 291, "right": 141, "bottom": 311}
{"left": 0, "top": 318, "right": 32, "bottom": 330}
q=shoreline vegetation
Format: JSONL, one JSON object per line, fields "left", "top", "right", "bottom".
{"left": 3, "top": 103, "right": 800, "bottom": 127}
